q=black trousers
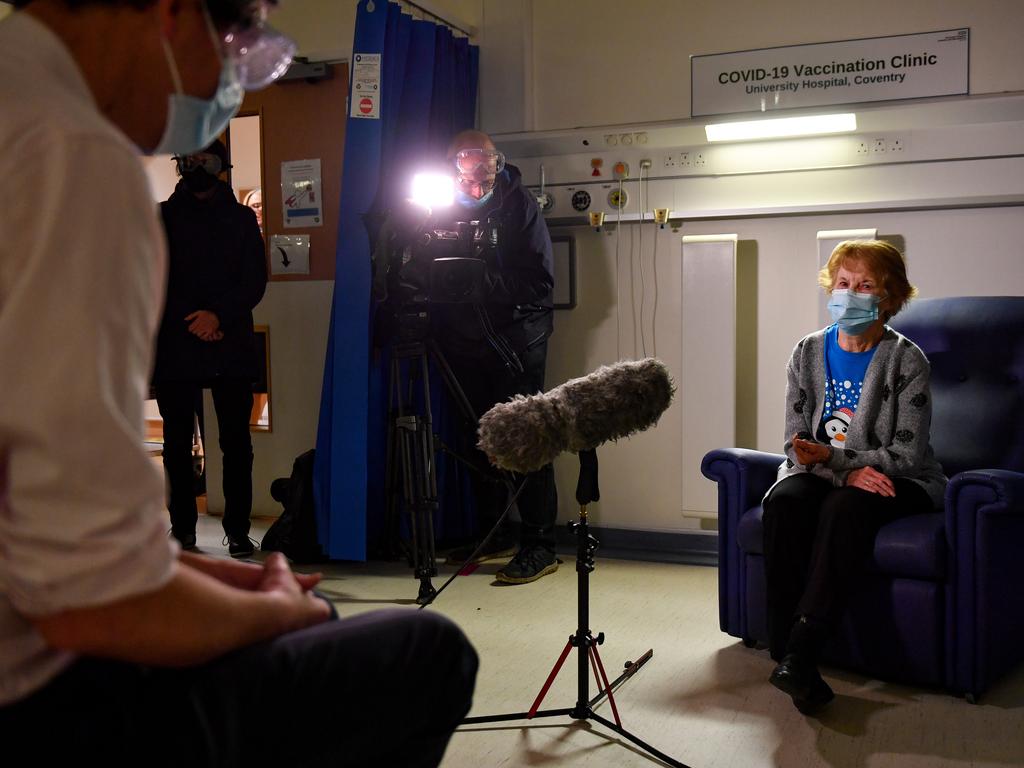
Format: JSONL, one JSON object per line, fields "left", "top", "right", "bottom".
{"left": 155, "top": 378, "right": 254, "bottom": 538}
{"left": 761, "top": 473, "right": 933, "bottom": 660}
{"left": 0, "top": 609, "right": 477, "bottom": 767}
{"left": 446, "top": 341, "right": 558, "bottom": 549}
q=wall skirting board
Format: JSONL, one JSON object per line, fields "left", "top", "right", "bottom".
{"left": 553, "top": 525, "right": 718, "bottom": 567}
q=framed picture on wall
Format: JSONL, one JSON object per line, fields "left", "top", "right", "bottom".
{"left": 551, "top": 235, "right": 577, "bottom": 310}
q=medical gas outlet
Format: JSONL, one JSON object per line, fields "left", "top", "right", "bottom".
{"left": 571, "top": 190, "right": 592, "bottom": 211}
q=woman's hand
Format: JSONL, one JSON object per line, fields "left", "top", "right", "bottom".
{"left": 792, "top": 435, "right": 832, "bottom": 467}
{"left": 846, "top": 466, "right": 896, "bottom": 497}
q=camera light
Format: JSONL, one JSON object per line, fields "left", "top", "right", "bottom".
{"left": 410, "top": 172, "right": 455, "bottom": 210}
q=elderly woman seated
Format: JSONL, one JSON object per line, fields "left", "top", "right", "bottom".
{"left": 762, "top": 240, "right": 947, "bottom": 713}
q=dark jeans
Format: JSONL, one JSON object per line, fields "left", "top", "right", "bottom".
{"left": 762, "top": 473, "right": 934, "bottom": 660}
{"left": 155, "top": 378, "right": 254, "bottom": 538}
{"left": 446, "top": 340, "right": 558, "bottom": 549}
{"left": 0, "top": 609, "right": 477, "bottom": 767}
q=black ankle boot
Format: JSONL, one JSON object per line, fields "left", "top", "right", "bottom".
{"left": 769, "top": 653, "right": 817, "bottom": 701}
{"left": 769, "top": 653, "right": 835, "bottom": 712}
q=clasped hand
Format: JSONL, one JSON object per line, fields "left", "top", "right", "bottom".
{"left": 791, "top": 434, "right": 896, "bottom": 497}
{"left": 182, "top": 551, "right": 331, "bottom": 628}
{"left": 185, "top": 310, "right": 223, "bottom": 342}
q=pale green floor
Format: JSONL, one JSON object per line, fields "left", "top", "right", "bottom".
{"left": 196, "top": 514, "right": 1024, "bottom": 768}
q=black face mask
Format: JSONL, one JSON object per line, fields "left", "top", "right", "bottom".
{"left": 182, "top": 168, "right": 218, "bottom": 194}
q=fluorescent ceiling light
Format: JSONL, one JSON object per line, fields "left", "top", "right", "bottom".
{"left": 705, "top": 113, "right": 857, "bottom": 142}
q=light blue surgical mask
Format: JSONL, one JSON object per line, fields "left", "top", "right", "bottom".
{"left": 827, "top": 289, "right": 881, "bottom": 335}
{"left": 152, "top": 13, "right": 243, "bottom": 156}
{"left": 456, "top": 188, "right": 495, "bottom": 209}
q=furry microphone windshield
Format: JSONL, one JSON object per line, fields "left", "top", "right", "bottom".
{"left": 477, "top": 358, "right": 676, "bottom": 474}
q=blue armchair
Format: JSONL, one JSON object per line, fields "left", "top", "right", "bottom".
{"left": 701, "top": 296, "right": 1024, "bottom": 700}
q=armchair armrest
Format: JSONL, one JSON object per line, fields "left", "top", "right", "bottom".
{"left": 701, "top": 448, "right": 783, "bottom": 637}
{"left": 944, "top": 469, "right": 1024, "bottom": 698}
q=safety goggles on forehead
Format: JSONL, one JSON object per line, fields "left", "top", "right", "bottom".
{"left": 206, "top": 2, "right": 297, "bottom": 90}
{"left": 453, "top": 149, "right": 505, "bottom": 177}
{"left": 176, "top": 153, "right": 223, "bottom": 175}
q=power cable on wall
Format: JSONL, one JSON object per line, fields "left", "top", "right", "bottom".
{"left": 615, "top": 178, "right": 623, "bottom": 362}
{"left": 651, "top": 221, "right": 659, "bottom": 358}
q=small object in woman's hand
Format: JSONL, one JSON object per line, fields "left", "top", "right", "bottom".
{"left": 793, "top": 436, "right": 832, "bottom": 467}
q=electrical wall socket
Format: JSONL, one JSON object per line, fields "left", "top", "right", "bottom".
{"left": 678, "top": 152, "right": 691, "bottom": 167}
{"left": 663, "top": 154, "right": 676, "bottom": 168}
{"left": 855, "top": 135, "right": 906, "bottom": 159}
{"left": 693, "top": 152, "right": 706, "bottom": 167}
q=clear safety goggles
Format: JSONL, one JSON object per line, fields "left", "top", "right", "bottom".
{"left": 453, "top": 149, "right": 505, "bottom": 179}
{"left": 175, "top": 153, "right": 223, "bottom": 175}
{"left": 207, "top": 2, "right": 297, "bottom": 90}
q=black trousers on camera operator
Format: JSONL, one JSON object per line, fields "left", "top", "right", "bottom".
{"left": 435, "top": 159, "right": 559, "bottom": 585}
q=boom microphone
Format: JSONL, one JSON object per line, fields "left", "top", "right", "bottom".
{"left": 477, "top": 358, "right": 675, "bottom": 474}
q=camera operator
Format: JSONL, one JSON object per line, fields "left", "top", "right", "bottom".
{"left": 436, "top": 130, "right": 559, "bottom": 585}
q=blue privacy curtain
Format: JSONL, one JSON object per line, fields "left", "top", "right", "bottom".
{"left": 314, "top": 0, "right": 479, "bottom": 560}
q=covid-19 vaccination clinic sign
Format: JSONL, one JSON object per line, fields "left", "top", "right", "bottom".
{"left": 691, "top": 29, "right": 969, "bottom": 117}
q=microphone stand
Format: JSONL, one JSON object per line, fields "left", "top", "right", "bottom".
{"left": 460, "top": 448, "right": 692, "bottom": 768}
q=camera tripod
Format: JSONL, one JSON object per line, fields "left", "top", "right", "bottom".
{"left": 461, "top": 448, "right": 692, "bottom": 768}
{"left": 383, "top": 336, "right": 489, "bottom": 604}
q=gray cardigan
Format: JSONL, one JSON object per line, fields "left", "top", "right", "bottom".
{"left": 776, "top": 325, "right": 948, "bottom": 508}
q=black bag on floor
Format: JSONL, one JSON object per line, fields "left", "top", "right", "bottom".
{"left": 261, "top": 449, "right": 326, "bottom": 564}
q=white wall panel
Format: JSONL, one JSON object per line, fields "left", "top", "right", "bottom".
{"left": 681, "top": 235, "right": 737, "bottom": 517}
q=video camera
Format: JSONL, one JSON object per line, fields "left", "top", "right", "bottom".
{"left": 372, "top": 173, "right": 501, "bottom": 344}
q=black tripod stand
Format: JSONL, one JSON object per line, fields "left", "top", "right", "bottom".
{"left": 383, "top": 337, "right": 480, "bottom": 604}
{"left": 461, "top": 448, "right": 692, "bottom": 768}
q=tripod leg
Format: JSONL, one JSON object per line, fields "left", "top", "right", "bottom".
{"left": 414, "top": 419, "right": 437, "bottom": 604}
{"left": 588, "top": 644, "right": 622, "bottom": 728}
{"left": 412, "top": 353, "right": 437, "bottom": 604}
{"left": 382, "top": 356, "right": 403, "bottom": 558}
{"left": 589, "top": 649, "right": 653, "bottom": 710}
{"left": 526, "top": 638, "right": 574, "bottom": 718}
{"left": 587, "top": 711, "right": 692, "bottom": 768}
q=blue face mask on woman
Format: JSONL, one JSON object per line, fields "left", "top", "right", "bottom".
{"left": 827, "top": 289, "right": 881, "bottom": 335}
{"left": 152, "top": 13, "right": 243, "bottom": 156}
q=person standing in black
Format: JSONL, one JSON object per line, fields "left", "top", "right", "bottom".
{"left": 437, "top": 130, "right": 559, "bottom": 584}
{"left": 153, "top": 139, "right": 268, "bottom": 557}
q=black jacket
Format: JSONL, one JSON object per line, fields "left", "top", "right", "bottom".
{"left": 431, "top": 163, "right": 554, "bottom": 359}
{"left": 153, "top": 181, "right": 268, "bottom": 383}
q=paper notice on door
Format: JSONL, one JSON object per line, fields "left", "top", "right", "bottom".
{"left": 281, "top": 159, "right": 323, "bottom": 228}
{"left": 351, "top": 52, "right": 381, "bottom": 119}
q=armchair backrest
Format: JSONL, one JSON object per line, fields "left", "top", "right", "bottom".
{"left": 889, "top": 296, "right": 1024, "bottom": 477}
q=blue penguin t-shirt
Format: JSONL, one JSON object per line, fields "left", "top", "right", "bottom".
{"left": 819, "top": 323, "right": 878, "bottom": 447}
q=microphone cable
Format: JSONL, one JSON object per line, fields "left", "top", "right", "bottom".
{"left": 418, "top": 476, "right": 528, "bottom": 609}
{"left": 474, "top": 303, "right": 524, "bottom": 375}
